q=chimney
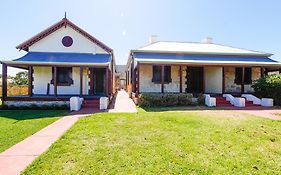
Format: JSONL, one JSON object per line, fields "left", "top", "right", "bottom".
{"left": 201, "top": 37, "right": 213, "bottom": 44}
{"left": 149, "top": 35, "right": 158, "bottom": 44}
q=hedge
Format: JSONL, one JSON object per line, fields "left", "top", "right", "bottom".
{"left": 138, "top": 93, "right": 205, "bottom": 107}
{"left": 252, "top": 74, "right": 281, "bottom": 105}
{"left": 0, "top": 104, "right": 69, "bottom": 110}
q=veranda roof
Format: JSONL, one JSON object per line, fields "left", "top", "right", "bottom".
{"left": 133, "top": 52, "right": 281, "bottom": 67}
{"left": 1, "top": 52, "right": 112, "bottom": 66}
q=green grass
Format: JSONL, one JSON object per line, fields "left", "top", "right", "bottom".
{"left": 0, "top": 110, "right": 68, "bottom": 153}
{"left": 23, "top": 110, "right": 281, "bottom": 174}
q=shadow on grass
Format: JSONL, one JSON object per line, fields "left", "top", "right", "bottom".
{"left": 140, "top": 106, "right": 281, "bottom": 112}
{"left": 140, "top": 106, "right": 217, "bottom": 112}
{"left": 0, "top": 110, "right": 69, "bottom": 121}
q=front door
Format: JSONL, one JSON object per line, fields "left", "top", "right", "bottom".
{"left": 186, "top": 67, "right": 204, "bottom": 93}
{"left": 89, "top": 68, "right": 106, "bottom": 95}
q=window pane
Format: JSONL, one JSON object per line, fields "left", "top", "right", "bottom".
{"left": 57, "top": 67, "right": 72, "bottom": 84}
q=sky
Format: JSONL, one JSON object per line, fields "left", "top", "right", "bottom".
{"left": 0, "top": 0, "right": 281, "bottom": 75}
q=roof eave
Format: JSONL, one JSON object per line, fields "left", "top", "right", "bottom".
{"left": 135, "top": 59, "right": 281, "bottom": 67}
{"left": 1, "top": 60, "right": 110, "bottom": 66}
{"left": 131, "top": 50, "right": 273, "bottom": 57}
{"left": 16, "top": 18, "right": 66, "bottom": 51}
{"left": 125, "top": 51, "right": 134, "bottom": 69}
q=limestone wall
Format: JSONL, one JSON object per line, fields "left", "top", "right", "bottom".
{"left": 139, "top": 65, "right": 186, "bottom": 93}
{"left": 139, "top": 65, "right": 161, "bottom": 92}
{"left": 245, "top": 68, "right": 261, "bottom": 93}
{"left": 225, "top": 67, "right": 261, "bottom": 93}
{"left": 33, "top": 66, "right": 89, "bottom": 95}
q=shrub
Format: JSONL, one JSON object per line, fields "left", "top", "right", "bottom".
{"left": 252, "top": 74, "right": 281, "bottom": 105}
{"left": 178, "top": 93, "right": 193, "bottom": 106}
{"left": 197, "top": 94, "right": 205, "bottom": 105}
{"left": 162, "top": 94, "right": 178, "bottom": 106}
{"left": 139, "top": 93, "right": 202, "bottom": 107}
{"left": 138, "top": 93, "right": 162, "bottom": 107}
{"left": 0, "top": 104, "right": 8, "bottom": 110}
{"left": 0, "top": 103, "right": 69, "bottom": 110}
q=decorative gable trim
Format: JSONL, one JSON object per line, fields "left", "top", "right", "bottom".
{"left": 16, "top": 18, "right": 113, "bottom": 53}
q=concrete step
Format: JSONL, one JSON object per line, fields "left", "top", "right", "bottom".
{"left": 216, "top": 104, "right": 233, "bottom": 107}
{"left": 83, "top": 100, "right": 99, "bottom": 104}
{"left": 244, "top": 99, "right": 261, "bottom": 107}
{"left": 82, "top": 104, "right": 99, "bottom": 108}
{"left": 215, "top": 97, "right": 233, "bottom": 107}
{"left": 214, "top": 96, "right": 263, "bottom": 108}
{"left": 82, "top": 100, "right": 99, "bottom": 108}
{"left": 216, "top": 101, "right": 232, "bottom": 104}
{"left": 216, "top": 102, "right": 232, "bottom": 104}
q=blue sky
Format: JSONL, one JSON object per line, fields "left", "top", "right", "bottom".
{"left": 1, "top": 0, "right": 281, "bottom": 75}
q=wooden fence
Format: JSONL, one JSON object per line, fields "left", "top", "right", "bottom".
{"left": 0, "top": 85, "right": 28, "bottom": 97}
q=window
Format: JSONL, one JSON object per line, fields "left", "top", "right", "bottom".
{"left": 62, "top": 36, "right": 73, "bottom": 47}
{"left": 152, "top": 65, "right": 171, "bottom": 83}
{"left": 51, "top": 67, "right": 73, "bottom": 86}
{"left": 234, "top": 67, "right": 252, "bottom": 85}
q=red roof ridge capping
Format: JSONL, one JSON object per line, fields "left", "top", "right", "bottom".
{"left": 16, "top": 18, "right": 113, "bottom": 53}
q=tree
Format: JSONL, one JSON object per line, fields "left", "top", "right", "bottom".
{"left": 11, "top": 71, "right": 28, "bottom": 86}
{"left": 252, "top": 74, "right": 281, "bottom": 105}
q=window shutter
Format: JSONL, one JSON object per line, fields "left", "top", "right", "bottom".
{"left": 235, "top": 68, "right": 242, "bottom": 84}
{"left": 152, "top": 65, "right": 161, "bottom": 83}
{"left": 244, "top": 68, "right": 252, "bottom": 84}
{"left": 152, "top": 66, "right": 156, "bottom": 82}
{"left": 68, "top": 78, "right": 74, "bottom": 85}
{"left": 167, "top": 66, "right": 172, "bottom": 83}
{"left": 50, "top": 67, "right": 54, "bottom": 84}
{"left": 164, "top": 66, "right": 172, "bottom": 83}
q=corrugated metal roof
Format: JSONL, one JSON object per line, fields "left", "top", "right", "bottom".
{"left": 12, "top": 52, "right": 111, "bottom": 64}
{"left": 133, "top": 41, "right": 272, "bottom": 57}
{"left": 134, "top": 52, "right": 276, "bottom": 63}
{"left": 134, "top": 52, "right": 281, "bottom": 66}
{"left": 116, "top": 65, "right": 126, "bottom": 72}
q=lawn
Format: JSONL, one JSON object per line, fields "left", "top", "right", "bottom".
{"left": 23, "top": 110, "right": 281, "bottom": 174}
{"left": 0, "top": 110, "right": 68, "bottom": 153}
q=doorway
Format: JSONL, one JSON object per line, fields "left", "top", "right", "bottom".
{"left": 186, "top": 67, "right": 204, "bottom": 93}
{"left": 89, "top": 68, "right": 106, "bottom": 95}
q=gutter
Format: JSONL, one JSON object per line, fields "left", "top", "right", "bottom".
{"left": 135, "top": 58, "right": 281, "bottom": 67}
{"left": 131, "top": 50, "right": 273, "bottom": 57}
{"left": 0, "top": 60, "right": 110, "bottom": 66}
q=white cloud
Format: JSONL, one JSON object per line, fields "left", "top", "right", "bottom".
{"left": 122, "top": 30, "right": 127, "bottom": 36}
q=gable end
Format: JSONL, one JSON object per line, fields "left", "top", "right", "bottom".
{"left": 16, "top": 18, "right": 113, "bottom": 53}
